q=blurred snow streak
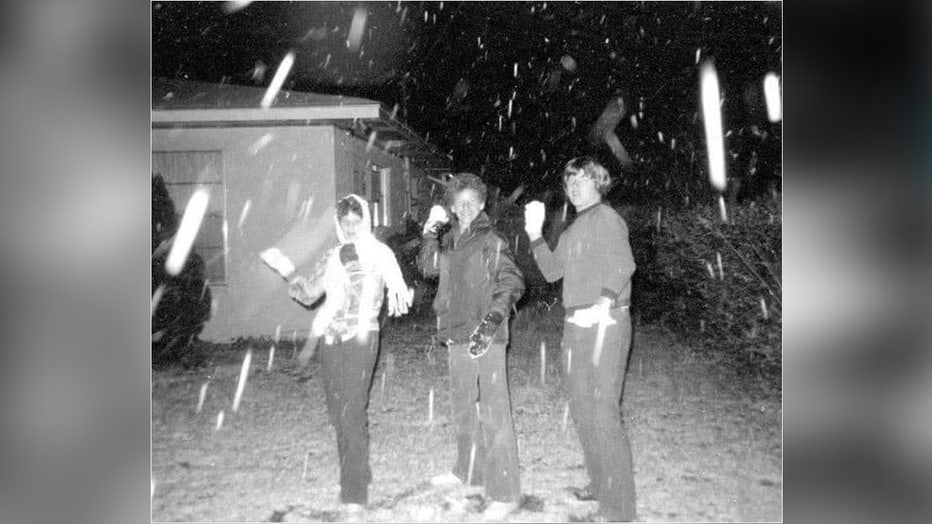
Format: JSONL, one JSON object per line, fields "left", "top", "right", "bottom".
{"left": 165, "top": 187, "right": 209, "bottom": 276}
{"left": 699, "top": 60, "right": 727, "bottom": 193}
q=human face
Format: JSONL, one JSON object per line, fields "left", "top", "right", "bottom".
{"left": 339, "top": 212, "right": 364, "bottom": 242}
{"left": 564, "top": 171, "right": 601, "bottom": 211}
{"left": 452, "top": 188, "right": 485, "bottom": 231}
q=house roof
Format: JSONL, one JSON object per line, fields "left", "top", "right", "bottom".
{"left": 152, "top": 77, "right": 450, "bottom": 164}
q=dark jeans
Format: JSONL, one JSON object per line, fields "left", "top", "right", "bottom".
{"left": 562, "top": 308, "right": 637, "bottom": 521}
{"left": 320, "top": 331, "right": 379, "bottom": 504}
{"left": 447, "top": 342, "right": 521, "bottom": 503}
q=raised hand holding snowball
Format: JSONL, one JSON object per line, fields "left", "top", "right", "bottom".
{"left": 523, "top": 201, "right": 545, "bottom": 240}
{"left": 423, "top": 204, "right": 450, "bottom": 235}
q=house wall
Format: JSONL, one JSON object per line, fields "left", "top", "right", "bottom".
{"left": 152, "top": 125, "right": 339, "bottom": 341}
{"left": 335, "top": 130, "right": 416, "bottom": 236}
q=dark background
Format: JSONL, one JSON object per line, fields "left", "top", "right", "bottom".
{"left": 152, "top": 1, "right": 782, "bottom": 205}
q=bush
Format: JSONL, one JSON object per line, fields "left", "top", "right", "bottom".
{"left": 152, "top": 174, "right": 213, "bottom": 369}
{"left": 631, "top": 195, "right": 781, "bottom": 376}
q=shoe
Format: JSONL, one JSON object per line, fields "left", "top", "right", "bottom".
{"left": 429, "top": 472, "right": 463, "bottom": 488}
{"left": 567, "top": 511, "right": 610, "bottom": 522}
{"left": 568, "top": 485, "right": 598, "bottom": 501}
{"left": 482, "top": 500, "right": 519, "bottom": 521}
{"left": 340, "top": 502, "right": 365, "bottom": 516}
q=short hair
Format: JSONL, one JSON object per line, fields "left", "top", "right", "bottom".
{"left": 562, "top": 156, "right": 612, "bottom": 195}
{"left": 444, "top": 172, "right": 487, "bottom": 205}
{"left": 336, "top": 195, "right": 365, "bottom": 219}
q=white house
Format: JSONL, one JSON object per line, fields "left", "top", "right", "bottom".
{"left": 152, "top": 78, "right": 450, "bottom": 340}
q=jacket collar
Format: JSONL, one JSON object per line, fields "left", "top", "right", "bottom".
{"left": 452, "top": 212, "right": 493, "bottom": 244}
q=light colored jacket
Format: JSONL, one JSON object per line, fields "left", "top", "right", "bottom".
{"left": 315, "top": 194, "right": 408, "bottom": 342}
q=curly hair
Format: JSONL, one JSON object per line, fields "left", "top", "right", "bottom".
{"left": 336, "top": 195, "right": 365, "bottom": 218}
{"left": 562, "top": 156, "right": 613, "bottom": 195}
{"left": 444, "top": 172, "right": 488, "bottom": 205}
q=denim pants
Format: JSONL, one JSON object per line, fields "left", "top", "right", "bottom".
{"left": 562, "top": 308, "right": 637, "bottom": 521}
{"left": 447, "top": 342, "right": 521, "bottom": 503}
{"left": 319, "top": 331, "right": 379, "bottom": 504}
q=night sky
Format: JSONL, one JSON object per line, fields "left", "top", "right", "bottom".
{"left": 152, "top": 1, "right": 782, "bottom": 204}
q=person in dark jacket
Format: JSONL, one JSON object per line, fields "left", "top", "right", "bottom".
{"left": 418, "top": 173, "right": 525, "bottom": 521}
{"left": 524, "top": 157, "right": 638, "bottom": 522}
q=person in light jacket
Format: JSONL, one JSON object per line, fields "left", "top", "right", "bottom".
{"left": 288, "top": 194, "right": 412, "bottom": 513}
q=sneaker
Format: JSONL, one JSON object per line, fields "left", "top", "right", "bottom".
{"left": 482, "top": 500, "right": 519, "bottom": 521}
{"left": 340, "top": 502, "right": 365, "bottom": 516}
{"left": 429, "top": 472, "right": 463, "bottom": 488}
{"left": 568, "top": 485, "right": 598, "bottom": 501}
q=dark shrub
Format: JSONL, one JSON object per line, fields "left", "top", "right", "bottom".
{"left": 631, "top": 195, "right": 781, "bottom": 376}
{"left": 152, "top": 174, "right": 213, "bottom": 368}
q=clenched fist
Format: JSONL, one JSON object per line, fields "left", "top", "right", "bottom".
{"left": 524, "top": 200, "right": 545, "bottom": 240}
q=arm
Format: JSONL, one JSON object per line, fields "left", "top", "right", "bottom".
{"left": 287, "top": 248, "right": 331, "bottom": 306}
{"left": 376, "top": 242, "right": 413, "bottom": 316}
{"left": 468, "top": 232, "right": 525, "bottom": 358}
{"left": 417, "top": 228, "right": 442, "bottom": 279}
{"left": 530, "top": 235, "right": 565, "bottom": 283}
{"left": 524, "top": 200, "right": 564, "bottom": 282}
{"left": 486, "top": 232, "right": 525, "bottom": 319}
{"left": 594, "top": 212, "right": 636, "bottom": 303}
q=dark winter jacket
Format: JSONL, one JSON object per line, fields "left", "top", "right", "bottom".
{"left": 418, "top": 212, "right": 525, "bottom": 344}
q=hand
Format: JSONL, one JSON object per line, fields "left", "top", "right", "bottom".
{"left": 260, "top": 248, "right": 296, "bottom": 279}
{"left": 288, "top": 275, "right": 325, "bottom": 306}
{"left": 423, "top": 205, "right": 450, "bottom": 235}
{"left": 387, "top": 287, "right": 413, "bottom": 317}
{"left": 567, "top": 302, "right": 616, "bottom": 328}
{"left": 524, "top": 201, "right": 545, "bottom": 239}
{"left": 467, "top": 312, "right": 504, "bottom": 358}
{"left": 311, "top": 307, "right": 335, "bottom": 337}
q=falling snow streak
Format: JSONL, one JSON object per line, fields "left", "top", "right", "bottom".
{"left": 196, "top": 382, "right": 208, "bottom": 413}
{"left": 151, "top": 284, "right": 166, "bottom": 316}
{"left": 232, "top": 349, "right": 252, "bottom": 412}
{"left": 223, "top": 1, "right": 253, "bottom": 14}
{"left": 699, "top": 60, "right": 727, "bottom": 193}
{"left": 540, "top": 341, "right": 547, "bottom": 384}
{"left": 347, "top": 6, "right": 368, "bottom": 52}
{"left": 165, "top": 187, "right": 209, "bottom": 276}
{"left": 237, "top": 199, "right": 252, "bottom": 230}
{"left": 249, "top": 133, "right": 273, "bottom": 155}
{"left": 428, "top": 388, "right": 434, "bottom": 424}
{"left": 260, "top": 51, "right": 295, "bottom": 109}
{"left": 763, "top": 72, "right": 782, "bottom": 122}
{"left": 592, "top": 312, "right": 609, "bottom": 366}
{"left": 466, "top": 441, "right": 477, "bottom": 485}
